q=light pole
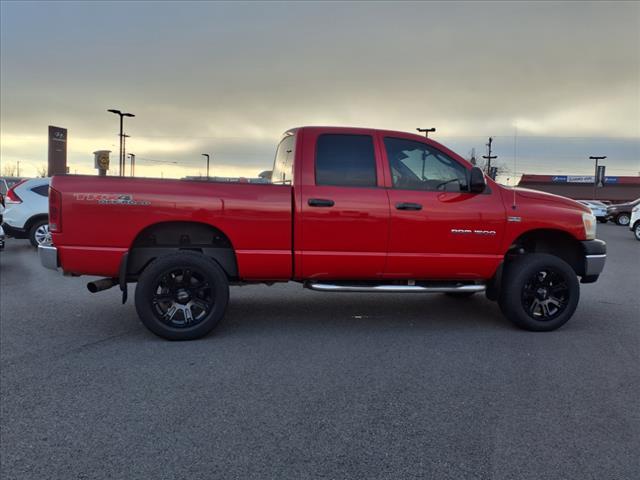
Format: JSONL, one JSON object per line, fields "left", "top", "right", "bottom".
{"left": 417, "top": 127, "right": 436, "bottom": 138}
{"left": 589, "top": 155, "right": 606, "bottom": 200}
{"left": 201, "top": 153, "right": 210, "bottom": 179}
{"left": 483, "top": 137, "right": 497, "bottom": 175}
{"left": 122, "top": 134, "right": 130, "bottom": 176}
{"left": 107, "top": 109, "right": 135, "bottom": 176}
{"left": 128, "top": 153, "right": 136, "bottom": 177}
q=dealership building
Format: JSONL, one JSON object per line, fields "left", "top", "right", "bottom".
{"left": 517, "top": 175, "right": 640, "bottom": 203}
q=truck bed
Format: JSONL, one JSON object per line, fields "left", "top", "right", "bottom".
{"left": 51, "top": 175, "right": 293, "bottom": 279}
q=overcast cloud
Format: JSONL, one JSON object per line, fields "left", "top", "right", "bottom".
{"left": 1, "top": 1, "right": 638, "bottom": 180}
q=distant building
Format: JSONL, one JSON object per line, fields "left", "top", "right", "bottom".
{"left": 517, "top": 174, "right": 640, "bottom": 203}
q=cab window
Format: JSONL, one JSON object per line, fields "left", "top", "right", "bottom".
{"left": 271, "top": 134, "right": 296, "bottom": 185}
{"left": 384, "top": 137, "right": 468, "bottom": 192}
{"left": 315, "top": 134, "right": 377, "bottom": 187}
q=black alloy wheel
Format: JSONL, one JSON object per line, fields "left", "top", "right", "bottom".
{"left": 499, "top": 253, "right": 579, "bottom": 332}
{"left": 135, "top": 251, "right": 229, "bottom": 340}
{"left": 521, "top": 269, "right": 569, "bottom": 320}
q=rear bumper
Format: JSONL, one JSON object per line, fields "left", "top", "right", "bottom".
{"left": 581, "top": 239, "right": 606, "bottom": 283}
{"left": 1, "top": 223, "right": 28, "bottom": 239}
{"left": 39, "top": 245, "right": 59, "bottom": 270}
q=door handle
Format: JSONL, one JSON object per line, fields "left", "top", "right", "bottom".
{"left": 395, "top": 202, "right": 422, "bottom": 211}
{"left": 308, "top": 198, "right": 335, "bottom": 207}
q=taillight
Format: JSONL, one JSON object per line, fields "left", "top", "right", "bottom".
{"left": 49, "top": 187, "right": 62, "bottom": 232}
{"left": 5, "top": 180, "right": 26, "bottom": 203}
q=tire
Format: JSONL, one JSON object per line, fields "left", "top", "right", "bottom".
{"left": 498, "top": 253, "right": 579, "bottom": 332}
{"left": 634, "top": 223, "right": 640, "bottom": 241}
{"left": 29, "top": 219, "right": 51, "bottom": 247}
{"left": 445, "top": 291, "right": 476, "bottom": 298}
{"left": 134, "top": 251, "right": 229, "bottom": 340}
{"left": 616, "top": 213, "right": 630, "bottom": 226}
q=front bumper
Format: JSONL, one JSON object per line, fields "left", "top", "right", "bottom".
{"left": 39, "top": 245, "right": 59, "bottom": 270}
{"left": 0, "top": 225, "right": 5, "bottom": 250}
{"left": 581, "top": 239, "right": 606, "bottom": 283}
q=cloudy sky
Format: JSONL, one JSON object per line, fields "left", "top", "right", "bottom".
{"left": 1, "top": 1, "right": 638, "bottom": 182}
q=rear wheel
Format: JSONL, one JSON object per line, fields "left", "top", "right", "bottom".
{"left": 616, "top": 213, "right": 630, "bottom": 226}
{"left": 135, "top": 251, "right": 229, "bottom": 340}
{"left": 29, "top": 219, "right": 51, "bottom": 247}
{"left": 499, "top": 254, "right": 579, "bottom": 332}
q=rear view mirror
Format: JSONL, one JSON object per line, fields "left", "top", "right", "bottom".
{"left": 468, "top": 166, "right": 486, "bottom": 193}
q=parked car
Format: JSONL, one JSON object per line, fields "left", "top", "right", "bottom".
{"left": 630, "top": 205, "right": 640, "bottom": 241}
{"left": 0, "top": 176, "right": 27, "bottom": 196}
{"left": 39, "top": 126, "right": 606, "bottom": 340}
{"left": 2, "top": 177, "right": 51, "bottom": 246}
{"left": 606, "top": 198, "right": 640, "bottom": 226}
{"left": 576, "top": 200, "right": 608, "bottom": 223}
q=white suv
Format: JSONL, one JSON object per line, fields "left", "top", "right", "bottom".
{"left": 630, "top": 205, "right": 640, "bottom": 241}
{"left": 2, "top": 177, "right": 51, "bottom": 246}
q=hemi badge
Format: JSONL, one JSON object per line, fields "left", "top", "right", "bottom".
{"left": 508, "top": 216, "right": 522, "bottom": 222}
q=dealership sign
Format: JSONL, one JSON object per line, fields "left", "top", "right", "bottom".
{"left": 551, "top": 175, "right": 618, "bottom": 184}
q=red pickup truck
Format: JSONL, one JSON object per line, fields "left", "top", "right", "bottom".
{"left": 39, "top": 126, "right": 606, "bottom": 340}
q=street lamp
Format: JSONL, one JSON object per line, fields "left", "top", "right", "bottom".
{"left": 107, "top": 109, "right": 135, "bottom": 176}
{"left": 417, "top": 127, "right": 436, "bottom": 138}
{"left": 201, "top": 153, "right": 210, "bottom": 179}
{"left": 589, "top": 155, "right": 606, "bottom": 199}
{"left": 128, "top": 153, "right": 136, "bottom": 177}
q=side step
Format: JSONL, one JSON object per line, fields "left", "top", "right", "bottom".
{"left": 305, "top": 282, "right": 486, "bottom": 294}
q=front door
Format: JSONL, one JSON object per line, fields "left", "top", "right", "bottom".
{"left": 381, "top": 135, "right": 505, "bottom": 280}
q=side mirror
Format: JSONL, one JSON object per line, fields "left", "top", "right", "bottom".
{"left": 468, "top": 166, "right": 486, "bottom": 193}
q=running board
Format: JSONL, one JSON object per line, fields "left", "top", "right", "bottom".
{"left": 305, "top": 282, "right": 486, "bottom": 293}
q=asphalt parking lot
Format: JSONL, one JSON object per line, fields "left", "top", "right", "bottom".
{"left": 1, "top": 223, "right": 638, "bottom": 480}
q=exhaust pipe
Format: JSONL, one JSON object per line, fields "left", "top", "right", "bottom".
{"left": 87, "top": 278, "right": 117, "bottom": 293}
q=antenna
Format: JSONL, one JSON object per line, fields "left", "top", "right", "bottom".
{"left": 512, "top": 125, "right": 518, "bottom": 209}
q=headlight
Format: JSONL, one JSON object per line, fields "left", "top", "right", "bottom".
{"left": 582, "top": 213, "right": 597, "bottom": 240}
{"left": 632, "top": 206, "right": 639, "bottom": 213}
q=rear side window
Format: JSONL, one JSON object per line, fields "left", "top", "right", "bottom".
{"left": 31, "top": 185, "right": 49, "bottom": 197}
{"left": 271, "top": 135, "right": 296, "bottom": 185}
{"left": 316, "top": 134, "right": 377, "bottom": 187}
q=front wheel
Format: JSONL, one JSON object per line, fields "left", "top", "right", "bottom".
{"left": 634, "top": 223, "right": 640, "bottom": 241}
{"left": 499, "top": 254, "right": 579, "bottom": 332}
{"left": 135, "top": 251, "right": 229, "bottom": 340}
{"left": 616, "top": 213, "right": 630, "bottom": 226}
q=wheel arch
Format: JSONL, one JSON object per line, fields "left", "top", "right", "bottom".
{"left": 126, "top": 221, "right": 238, "bottom": 280}
{"left": 24, "top": 213, "right": 48, "bottom": 232}
{"left": 507, "top": 228, "right": 585, "bottom": 275}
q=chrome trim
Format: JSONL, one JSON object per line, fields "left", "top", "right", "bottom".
{"left": 38, "top": 245, "right": 59, "bottom": 271}
{"left": 306, "top": 283, "right": 486, "bottom": 293}
{"left": 584, "top": 254, "right": 606, "bottom": 276}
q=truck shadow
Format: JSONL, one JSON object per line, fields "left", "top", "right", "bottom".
{"left": 218, "top": 287, "right": 510, "bottom": 337}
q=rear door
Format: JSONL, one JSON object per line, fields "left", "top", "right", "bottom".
{"left": 382, "top": 135, "right": 505, "bottom": 279}
{"left": 297, "top": 130, "right": 390, "bottom": 279}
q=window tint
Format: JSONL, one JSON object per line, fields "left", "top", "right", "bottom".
{"left": 271, "top": 134, "right": 296, "bottom": 185}
{"left": 31, "top": 185, "right": 49, "bottom": 197}
{"left": 384, "top": 138, "right": 468, "bottom": 192}
{"left": 316, "top": 134, "right": 377, "bottom": 187}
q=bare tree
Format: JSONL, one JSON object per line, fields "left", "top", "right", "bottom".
{"left": 36, "top": 165, "right": 48, "bottom": 178}
{"left": 2, "top": 163, "right": 17, "bottom": 176}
